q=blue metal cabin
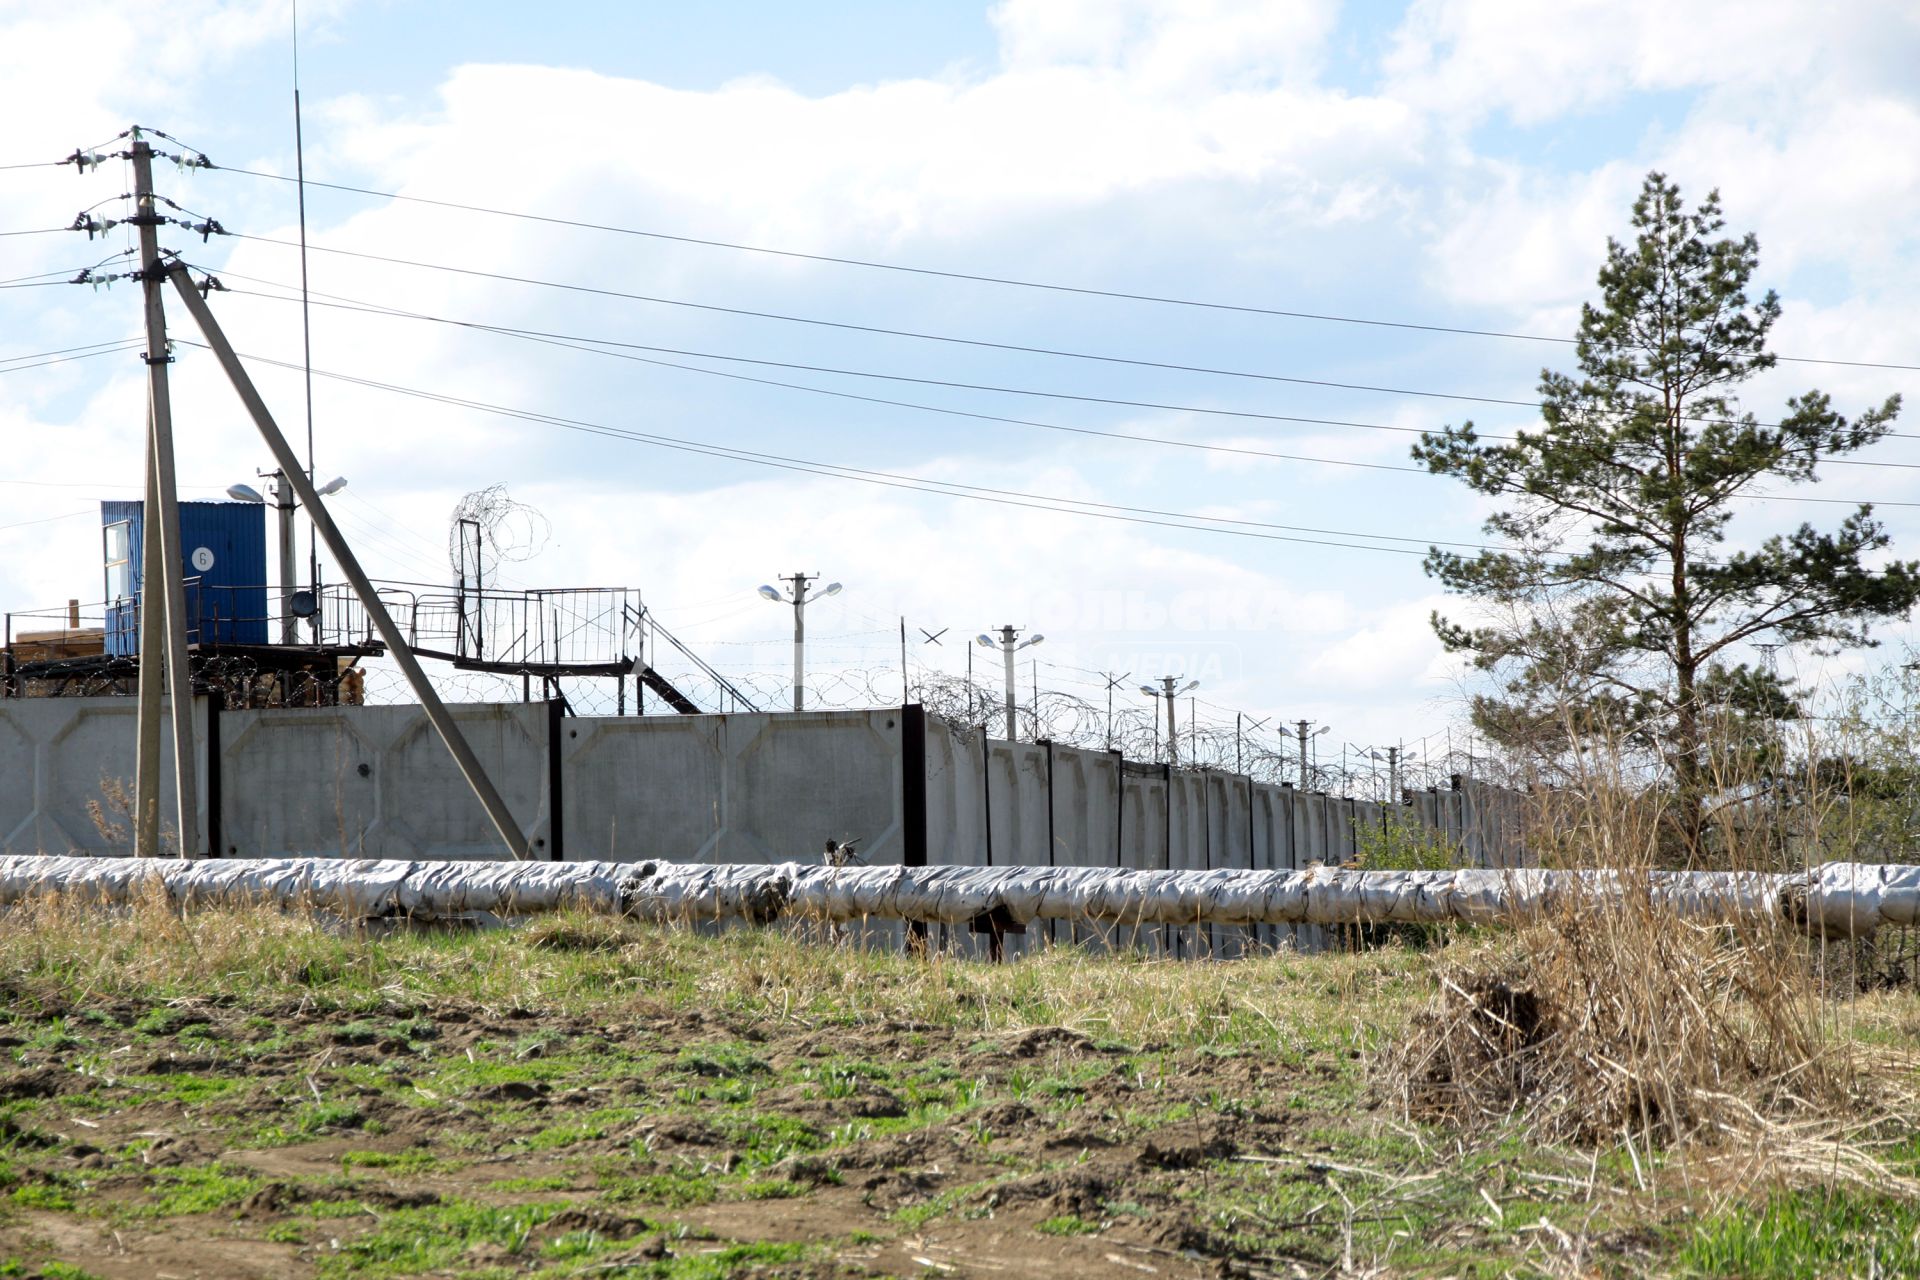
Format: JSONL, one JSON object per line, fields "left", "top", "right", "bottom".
{"left": 102, "top": 500, "right": 270, "bottom": 655}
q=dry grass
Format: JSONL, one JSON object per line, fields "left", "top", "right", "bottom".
{"left": 1382, "top": 727, "right": 1920, "bottom": 1227}
{"left": 0, "top": 886, "right": 1426, "bottom": 1053}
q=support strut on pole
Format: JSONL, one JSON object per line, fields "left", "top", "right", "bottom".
{"left": 166, "top": 265, "right": 530, "bottom": 860}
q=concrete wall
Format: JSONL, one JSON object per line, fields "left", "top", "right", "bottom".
{"left": 218, "top": 703, "right": 550, "bottom": 861}
{"left": 1, "top": 699, "right": 1522, "bottom": 956}
{"left": 558, "top": 708, "right": 906, "bottom": 865}
{"left": 0, "top": 697, "right": 208, "bottom": 855}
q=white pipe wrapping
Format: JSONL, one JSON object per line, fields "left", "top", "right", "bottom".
{"left": 1, "top": 857, "right": 1917, "bottom": 937}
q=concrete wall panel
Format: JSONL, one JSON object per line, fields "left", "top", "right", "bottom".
{"left": 223, "top": 703, "right": 547, "bottom": 861}
{"left": 0, "top": 698, "right": 207, "bottom": 856}
{"left": 561, "top": 709, "right": 904, "bottom": 866}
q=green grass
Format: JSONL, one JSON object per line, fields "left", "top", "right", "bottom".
{"left": 597, "top": 1169, "right": 720, "bottom": 1209}
{"left": 8, "top": 1182, "right": 75, "bottom": 1212}
{"left": 316, "top": 1198, "right": 561, "bottom": 1278}
{"left": 1679, "top": 1187, "right": 1920, "bottom": 1278}
{"left": 142, "top": 1165, "right": 262, "bottom": 1217}
{"left": 39, "top": 1265, "right": 106, "bottom": 1280}
{"left": 0, "top": 899, "right": 1914, "bottom": 1280}
{"left": 339, "top": 1149, "right": 451, "bottom": 1176}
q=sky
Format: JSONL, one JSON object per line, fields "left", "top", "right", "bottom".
{"left": 2, "top": 0, "right": 1919, "bottom": 773}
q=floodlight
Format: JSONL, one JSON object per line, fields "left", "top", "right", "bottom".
{"left": 1181, "top": 680, "right": 1199, "bottom": 693}
{"left": 758, "top": 585, "right": 782, "bottom": 601}
{"left": 821, "top": 582, "right": 843, "bottom": 597}
{"left": 1139, "top": 685, "right": 1160, "bottom": 697}
{"left": 1018, "top": 634, "right": 1044, "bottom": 650}
{"left": 316, "top": 476, "right": 348, "bottom": 497}
{"left": 976, "top": 634, "right": 996, "bottom": 648}
{"left": 226, "top": 483, "right": 265, "bottom": 503}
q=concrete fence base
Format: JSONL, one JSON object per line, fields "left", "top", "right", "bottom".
{"left": 1, "top": 856, "right": 1915, "bottom": 939}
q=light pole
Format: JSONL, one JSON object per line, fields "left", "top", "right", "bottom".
{"left": 759, "top": 573, "right": 841, "bottom": 712}
{"left": 1382, "top": 745, "right": 1413, "bottom": 800}
{"left": 228, "top": 468, "right": 345, "bottom": 644}
{"left": 975, "top": 625, "right": 1043, "bottom": 739}
{"left": 1141, "top": 676, "right": 1199, "bottom": 765}
{"left": 1294, "top": 720, "right": 1329, "bottom": 790}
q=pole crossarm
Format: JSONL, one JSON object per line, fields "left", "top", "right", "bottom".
{"left": 164, "top": 264, "right": 531, "bottom": 860}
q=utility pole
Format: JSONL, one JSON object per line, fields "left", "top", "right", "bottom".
{"left": 1387, "top": 745, "right": 1400, "bottom": 800}
{"left": 227, "top": 467, "right": 344, "bottom": 643}
{"left": 1102, "top": 671, "right": 1130, "bottom": 752}
{"left": 168, "top": 264, "right": 531, "bottom": 859}
{"left": 130, "top": 134, "right": 200, "bottom": 858}
{"left": 758, "top": 573, "right": 841, "bottom": 712}
{"left": 1235, "top": 712, "right": 1271, "bottom": 778}
{"left": 977, "top": 625, "right": 1043, "bottom": 740}
{"left": 1294, "top": 720, "right": 1328, "bottom": 790}
{"left": 270, "top": 471, "right": 297, "bottom": 644}
{"left": 1142, "top": 676, "right": 1197, "bottom": 766}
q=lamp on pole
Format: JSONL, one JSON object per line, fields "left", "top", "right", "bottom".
{"left": 1377, "top": 745, "right": 1413, "bottom": 800}
{"left": 1294, "top": 720, "right": 1329, "bottom": 790}
{"left": 975, "top": 625, "right": 1043, "bottom": 739}
{"left": 228, "top": 469, "right": 345, "bottom": 644}
{"left": 759, "top": 573, "right": 841, "bottom": 712}
{"left": 1140, "top": 676, "right": 1199, "bottom": 765}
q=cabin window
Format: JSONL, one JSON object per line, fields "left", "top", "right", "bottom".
{"left": 104, "top": 521, "right": 132, "bottom": 600}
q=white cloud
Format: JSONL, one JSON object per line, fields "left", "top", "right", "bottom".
{"left": 1382, "top": 0, "right": 1915, "bottom": 127}
{"left": 6, "top": 0, "right": 1920, "bottom": 751}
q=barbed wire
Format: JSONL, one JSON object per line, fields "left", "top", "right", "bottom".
{"left": 346, "top": 659, "right": 1483, "bottom": 799}
{"left": 448, "top": 484, "right": 550, "bottom": 588}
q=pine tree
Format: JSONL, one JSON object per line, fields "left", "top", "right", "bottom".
{"left": 1415, "top": 172, "right": 1920, "bottom": 854}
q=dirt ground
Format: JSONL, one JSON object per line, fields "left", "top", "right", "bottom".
{"left": 2, "top": 909, "right": 1915, "bottom": 1278}
{"left": 0, "top": 980, "right": 1375, "bottom": 1278}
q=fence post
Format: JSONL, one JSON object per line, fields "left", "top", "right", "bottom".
{"left": 901, "top": 704, "right": 929, "bottom": 955}
{"left": 979, "top": 729, "right": 1010, "bottom": 961}
{"left": 546, "top": 698, "right": 565, "bottom": 862}
{"left": 205, "top": 690, "right": 224, "bottom": 857}
{"left": 1164, "top": 762, "right": 1174, "bottom": 958}
{"left": 1044, "top": 739, "right": 1056, "bottom": 947}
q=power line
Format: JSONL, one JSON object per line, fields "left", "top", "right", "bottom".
{"left": 0, "top": 510, "right": 93, "bottom": 533}
{"left": 229, "top": 232, "right": 1554, "bottom": 415}
{"left": 0, "top": 338, "right": 146, "bottom": 366}
{"left": 212, "top": 165, "right": 1920, "bottom": 374}
{"left": 229, "top": 232, "right": 1920, "bottom": 433}
{"left": 204, "top": 278, "right": 1920, "bottom": 469}
{"left": 200, "top": 270, "right": 1920, "bottom": 510}
{"left": 0, "top": 343, "right": 146, "bottom": 375}
{"left": 0, "top": 228, "right": 66, "bottom": 237}
{"left": 186, "top": 341, "right": 1511, "bottom": 559}
{"left": 183, "top": 344, "right": 1920, "bottom": 581}
{"left": 0, "top": 269, "right": 85, "bottom": 287}
{"left": 212, "top": 267, "right": 1429, "bottom": 474}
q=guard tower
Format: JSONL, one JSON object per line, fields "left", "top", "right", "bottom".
{"left": 101, "top": 499, "right": 269, "bottom": 654}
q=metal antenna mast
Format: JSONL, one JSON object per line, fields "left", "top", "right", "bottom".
{"left": 129, "top": 133, "right": 201, "bottom": 858}
{"left": 293, "top": 2, "right": 324, "bottom": 639}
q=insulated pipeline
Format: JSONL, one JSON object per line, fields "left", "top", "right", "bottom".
{"left": 0, "top": 857, "right": 1915, "bottom": 937}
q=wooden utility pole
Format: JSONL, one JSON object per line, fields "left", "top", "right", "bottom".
{"left": 130, "top": 133, "right": 201, "bottom": 858}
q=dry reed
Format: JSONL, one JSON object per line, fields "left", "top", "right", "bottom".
{"left": 1383, "top": 711, "right": 1920, "bottom": 1204}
